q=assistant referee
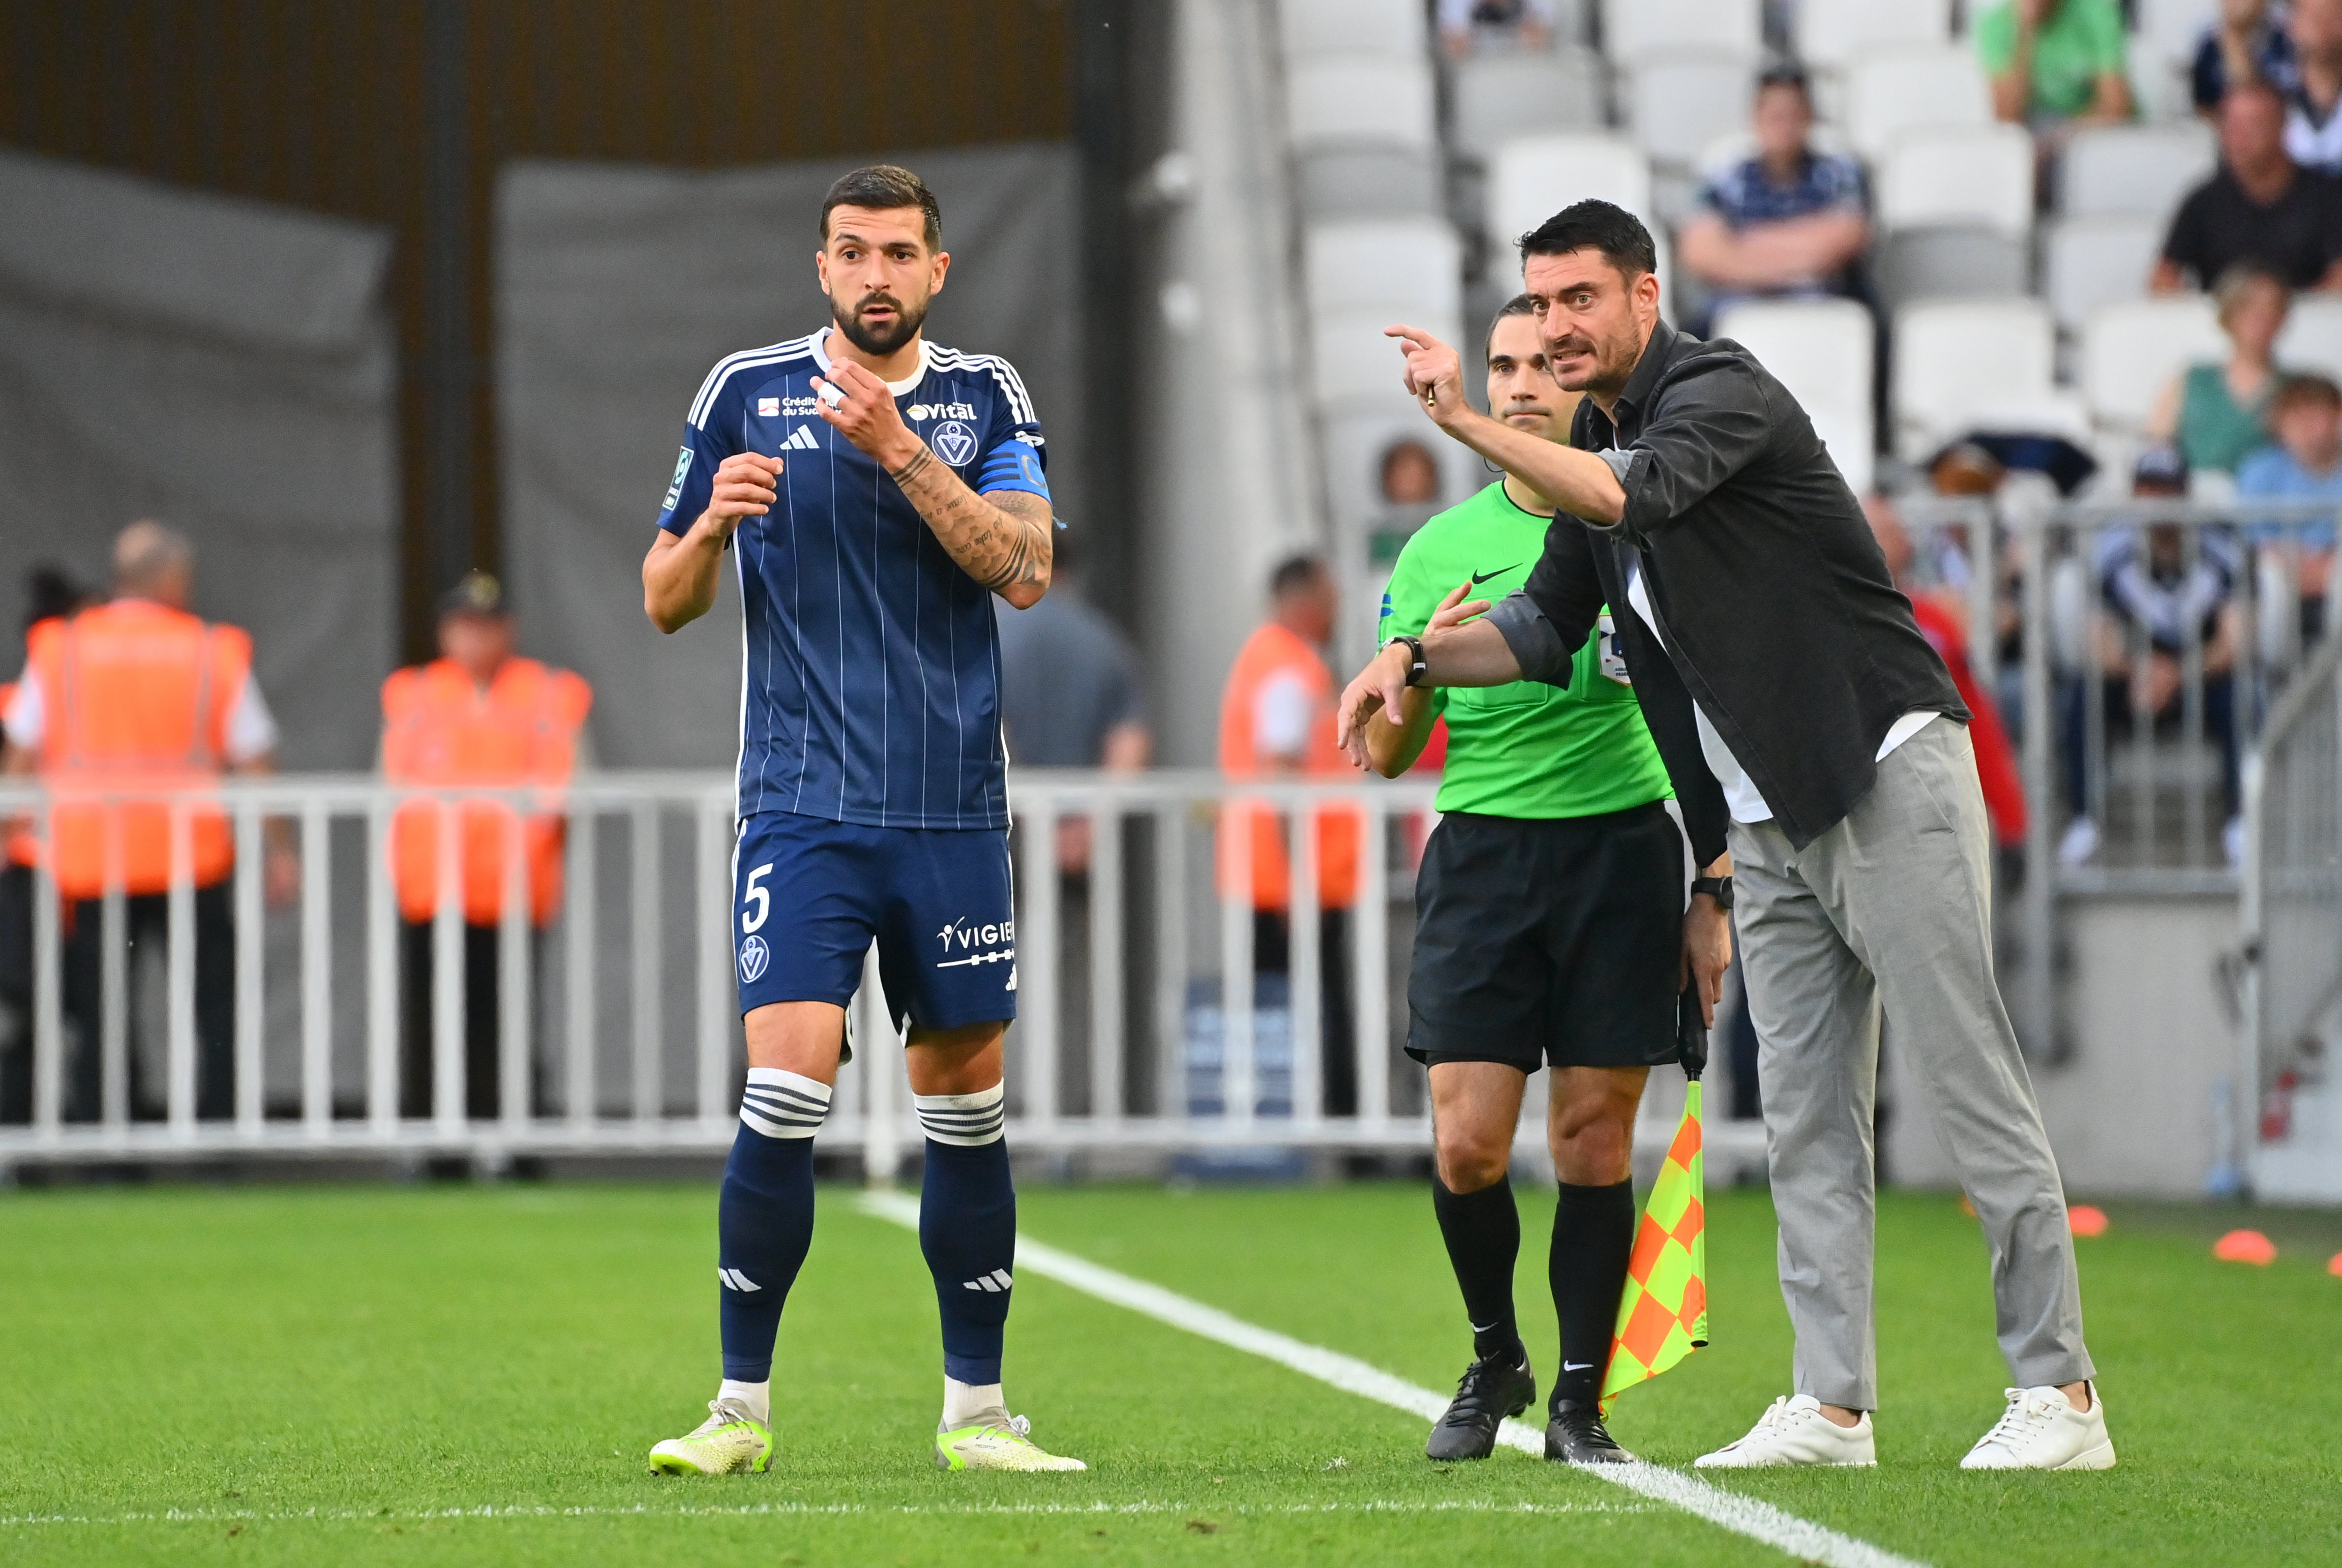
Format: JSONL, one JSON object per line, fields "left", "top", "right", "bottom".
{"left": 1369, "top": 296, "right": 1729, "bottom": 1466}
{"left": 1343, "top": 200, "right": 2112, "bottom": 1473}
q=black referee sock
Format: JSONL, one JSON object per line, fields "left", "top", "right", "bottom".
{"left": 1549, "top": 1179, "right": 1637, "bottom": 1407}
{"left": 1432, "top": 1175, "right": 1523, "bottom": 1363}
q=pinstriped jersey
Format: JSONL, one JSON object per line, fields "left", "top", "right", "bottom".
{"left": 656, "top": 329, "right": 1050, "bottom": 830}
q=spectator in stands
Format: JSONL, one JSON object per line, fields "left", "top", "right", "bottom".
{"left": 2147, "top": 265, "right": 2293, "bottom": 475}
{"left": 382, "top": 570, "right": 591, "bottom": 1121}
{"left": 2058, "top": 447, "right": 2245, "bottom": 868}
{"left": 1218, "top": 555, "right": 1360, "bottom": 1117}
{"left": 1437, "top": 0, "right": 1555, "bottom": 58}
{"left": 1977, "top": 0, "right": 2135, "bottom": 132}
{"left": 1380, "top": 438, "right": 1440, "bottom": 511}
{"left": 2285, "top": 0, "right": 2342, "bottom": 169}
{"left": 2197, "top": 0, "right": 2303, "bottom": 113}
{"left": 1676, "top": 66, "right": 1871, "bottom": 336}
{"left": 2154, "top": 82, "right": 2342, "bottom": 293}
{"left": 2238, "top": 371, "right": 2342, "bottom": 635}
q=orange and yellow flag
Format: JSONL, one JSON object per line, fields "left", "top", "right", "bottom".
{"left": 1600, "top": 1080, "right": 1708, "bottom": 1408}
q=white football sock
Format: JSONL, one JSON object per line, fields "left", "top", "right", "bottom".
{"left": 718, "top": 1378, "right": 771, "bottom": 1424}
{"left": 942, "top": 1376, "right": 1004, "bottom": 1428}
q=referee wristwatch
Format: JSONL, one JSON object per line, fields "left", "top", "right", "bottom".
{"left": 1391, "top": 635, "right": 1429, "bottom": 687}
{"left": 1691, "top": 875, "right": 1734, "bottom": 910}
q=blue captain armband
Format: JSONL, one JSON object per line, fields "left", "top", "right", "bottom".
{"left": 976, "top": 436, "right": 1051, "bottom": 501}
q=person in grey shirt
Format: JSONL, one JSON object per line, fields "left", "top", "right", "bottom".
{"left": 1338, "top": 200, "right": 2114, "bottom": 1472}
{"left": 995, "top": 551, "right": 1150, "bottom": 779}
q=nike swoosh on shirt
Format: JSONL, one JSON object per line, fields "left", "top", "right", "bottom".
{"left": 1469, "top": 563, "right": 1521, "bottom": 586}
{"left": 1562, "top": 1362, "right": 1594, "bottom": 1372}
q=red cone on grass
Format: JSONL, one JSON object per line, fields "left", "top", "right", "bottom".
{"left": 2213, "top": 1229, "right": 2277, "bottom": 1264}
{"left": 2068, "top": 1205, "right": 2108, "bottom": 1238}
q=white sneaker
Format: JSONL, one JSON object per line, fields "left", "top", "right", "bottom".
{"left": 1694, "top": 1394, "right": 1876, "bottom": 1468}
{"left": 1960, "top": 1384, "right": 2115, "bottom": 1471}
{"left": 2058, "top": 816, "right": 2100, "bottom": 868}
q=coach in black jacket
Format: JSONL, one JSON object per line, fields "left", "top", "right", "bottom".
{"left": 1338, "top": 201, "right": 2113, "bottom": 1473}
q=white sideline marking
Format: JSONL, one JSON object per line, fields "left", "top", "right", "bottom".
{"left": 2, "top": 1499, "right": 1646, "bottom": 1528}
{"left": 859, "top": 1191, "right": 1928, "bottom": 1568}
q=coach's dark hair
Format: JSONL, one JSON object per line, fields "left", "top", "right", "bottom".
{"left": 1517, "top": 199, "right": 1658, "bottom": 280}
{"left": 821, "top": 164, "right": 943, "bottom": 251}
{"left": 1485, "top": 292, "right": 1538, "bottom": 356}
{"left": 1269, "top": 553, "right": 1328, "bottom": 599}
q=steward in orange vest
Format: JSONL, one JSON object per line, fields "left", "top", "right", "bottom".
{"left": 383, "top": 571, "right": 590, "bottom": 1120}
{"left": 1214, "top": 555, "right": 1363, "bottom": 1117}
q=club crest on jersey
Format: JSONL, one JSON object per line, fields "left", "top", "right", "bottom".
{"left": 932, "top": 420, "right": 978, "bottom": 466}
{"left": 738, "top": 935, "right": 770, "bottom": 984}
{"left": 663, "top": 446, "right": 693, "bottom": 509}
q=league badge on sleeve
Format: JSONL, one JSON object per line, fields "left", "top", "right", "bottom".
{"left": 663, "top": 446, "right": 694, "bottom": 510}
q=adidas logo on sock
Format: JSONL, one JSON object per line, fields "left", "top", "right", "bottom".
{"left": 718, "top": 1267, "right": 762, "bottom": 1292}
{"left": 961, "top": 1269, "right": 1013, "bottom": 1293}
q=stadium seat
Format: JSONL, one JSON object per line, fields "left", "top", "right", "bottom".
{"left": 1624, "top": 48, "right": 1759, "bottom": 173}
{"left": 2080, "top": 296, "right": 2227, "bottom": 434}
{"left": 2056, "top": 123, "right": 2215, "bottom": 220}
{"left": 2041, "top": 215, "right": 2163, "bottom": 333}
{"left": 1843, "top": 44, "right": 1993, "bottom": 163}
{"left": 2135, "top": 0, "right": 2211, "bottom": 68}
{"left": 1488, "top": 133, "right": 1653, "bottom": 242}
{"left": 1792, "top": 0, "right": 1953, "bottom": 74}
{"left": 1877, "top": 124, "right": 2034, "bottom": 238}
{"left": 1310, "top": 305, "right": 1466, "bottom": 415}
{"left": 1598, "top": 0, "right": 1761, "bottom": 63}
{"left": 1303, "top": 218, "right": 1464, "bottom": 322}
{"left": 1294, "top": 149, "right": 1443, "bottom": 219}
{"left": 1449, "top": 49, "right": 1607, "bottom": 163}
{"left": 1711, "top": 298, "right": 1876, "bottom": 493}
{"left": 1278, "top": 0, "right": 1427, "bottom": 60}
{"left": 1286, "top": 56, "right": 1436, "bottom": 155}
{"left": 2277, "top": 295, "right": 2342, "bottom": 381}
{"left": 1891, "top": 297, "right": 2058, "bottom": 457}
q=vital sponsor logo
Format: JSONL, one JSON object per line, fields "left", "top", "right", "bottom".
{"left": 906, "top": 401, "right": 977, "bottom": 422}
{"left": 934, "top": 916, "right": 1014, "bottom": 970}
{"left": 738, "top": 934, "right": 770, "bottom": 983}
{"left": 931, "top": 419, "right": 978, "bottom": 466}
{"left": 663, "top": 446, "right": 693, "bottom": 509}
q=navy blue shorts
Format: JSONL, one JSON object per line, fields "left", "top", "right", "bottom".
{"left": 731, "top": 810, "right": 1017, "bottom": 1036}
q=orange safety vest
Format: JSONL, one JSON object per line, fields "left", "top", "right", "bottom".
{"left": 23, "top": 601, "right": 250, "bottom": 899}
{"left": 382, "top": 656, "right": 591, "bottom": 927}
{"left": 1216, "top": 621, "right": 1361, "bottom": 911}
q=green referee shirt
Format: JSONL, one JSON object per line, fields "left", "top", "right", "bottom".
{"left": 1378, "top": 480, "right": 1673, "bottom": 819}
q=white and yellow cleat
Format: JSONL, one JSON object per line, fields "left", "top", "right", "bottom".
{"left": 1961, "top": 1384, "right": 2116, "bottom": 1471}
{"left": 648, "top": 1398, "right": 775, "bottom": 1475}
{"left": 934, "top": 1411, "right": 1087, "bottom": 1472}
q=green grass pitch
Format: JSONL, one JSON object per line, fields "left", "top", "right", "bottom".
{"left": 3, "top": 1177, "right": 2338, "bottom": 1566}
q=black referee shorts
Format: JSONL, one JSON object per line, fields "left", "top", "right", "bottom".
{"left": 1406, "top": 802, "right": 1683, "bottom": 1073}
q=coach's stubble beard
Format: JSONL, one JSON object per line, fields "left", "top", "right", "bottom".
{"left": 834, "top": 289, "right": 930, "bottom": 358}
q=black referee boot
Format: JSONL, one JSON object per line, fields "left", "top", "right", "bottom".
{"left": 1545, "top": 1398, "right": 1635, "bottom": 1464}
{"left": 1426, "top": 1348, "right": 1536, "bottom": 1460}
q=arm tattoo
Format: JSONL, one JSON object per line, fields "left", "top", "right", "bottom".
{"left": 886, "top": 440, "right": 1054, "bottom": 595}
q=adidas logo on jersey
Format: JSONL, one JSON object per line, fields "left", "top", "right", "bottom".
{"left": 782, "top": 426, "right": 821, "bottom": 451}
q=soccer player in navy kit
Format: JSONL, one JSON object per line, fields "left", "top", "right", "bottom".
{"left": 639, "top": 165, "right": 1081, "bottom": 1475}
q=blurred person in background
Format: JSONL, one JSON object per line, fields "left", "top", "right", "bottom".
{"left": 0, "top": 522, "right": 294, "bottom": 1123}
{"left": 2195, "top": 0, "right": 2302, "bottom": 113}
{"left": 2154, "top": 84, "right": 2342, "bottom": 294}
{"left": 2237, "top": 371, "right": 2342, "bottom": 638}
{"left": 1438, "top": 0, "right": 1554, "bottom": 58}
{"left": 2058, "top": 447, "right": 2245, "bottom": 868}
{"left": 2283, "top": 0, "right": 2342, "bottom": 169}
{"left": 1364, "top": 295, "right": 1695, "bottom": 1466}
{"left": 382, "top": 570, "right": 591, "bottom": 1122}
{"left": 2146, "top": 265, "right": 2295, "bottom": 475}
{"left": 1676, "top": 65, "right": 1871, "bottom": 336}
{"left": 1219, "top": 554, "right": 1360, "bottom": 1120}
{"left": 1978, "top": 0, "right": 2134, "bottom": 133}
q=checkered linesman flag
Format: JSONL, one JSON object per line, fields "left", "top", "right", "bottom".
{"left": 1600, "top": 1079, "right": 1709, "bottom": 1409}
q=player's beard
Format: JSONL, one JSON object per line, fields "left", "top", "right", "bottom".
{"left": 833, "top": 289, "right": 929, "bottom": 357}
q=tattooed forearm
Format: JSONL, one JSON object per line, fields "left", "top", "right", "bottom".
{"left": 886, "top": 441, "right": 1055, "bottom": 606}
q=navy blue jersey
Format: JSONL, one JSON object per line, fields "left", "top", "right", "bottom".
{"left": 657, "top": 330, "right": 1050, "bottom": 829}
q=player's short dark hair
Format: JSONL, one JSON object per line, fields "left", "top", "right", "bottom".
{"left": 1517, "top": 199, "right": 1658, "bottom": 280}
{"left": 1756, "top": 63, "right": 1811, "bottom": 101}
{"left": 1485, "top": 293, "right": 1538, "bottom": 356}
{"left": 821, "top": 164, "right": 943, "bottom": 252}
{"left": 2274, "top": 372, "right": 2342, "bottom": 415}
{"left": 1269, "top": 553, "right": 1328, "bottom": 599}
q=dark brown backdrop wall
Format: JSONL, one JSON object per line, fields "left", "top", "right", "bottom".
{"left": 0, "top": 0, "right": 1081, "bottom": 659}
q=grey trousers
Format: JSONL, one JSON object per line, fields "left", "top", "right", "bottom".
{"left": 1732, "top": 718, "right": 2093, "bottom": 1409}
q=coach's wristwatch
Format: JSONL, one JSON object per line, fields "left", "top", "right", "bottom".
{"left": 1691, "top": 875, "right": 1734, "bottom": 910}
{"left": 1391, "top": 635, "right": 1428, "bottom": 687}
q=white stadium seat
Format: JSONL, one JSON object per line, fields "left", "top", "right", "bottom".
{"left": 1450, "top": 49, "right": 1607, "bottom": 163}
{"left": 1876, "top": 124, "right": 2035, "bottom": 238}
{"left": 1793, "top": 0, "right": 1953, "bottom": 73}
{"left": 1489, "top": 132, "right": 1653, "bottom": 240}
{"left": 1278, "top": 0, "right": 1428, "bottom": 60}
{"left": 1286, "top": 56, "right": 1435, "bottom": 154}
{"left": 1843, "top": 44, "right": 1992, "bottom": 162}
{"left": 1712, "top": 297, "right": 1876, "bottom": 493}
{"left": 1309, "top": 306, "right": 1466, "bottom": 412}
{"left": 2057, "top": 123, "right": 2216, "bottom": 220}
{"left": 1599, "top": 0, "right": 1761, "bottom": 62}
{"left": 2135, "top": 0, "right": 2211, "bottom": 68}
{"left": 2041, "top": 215, "right": 2163, "bottom": 333}
{"left": 1303, "top": 218, "right": 1464, "bottom": 322}
{"left": 2277, "top": 296, "right": 2342, "bottom": 381}
{"left": 1892, "top": 297, "right": 2057, "bottom": 456}
{"left": 1625, "top": 48, "right": 1759, "bottom": 172}
{"left": 2080, "top": 296, "right": 2227, "bottom": 434}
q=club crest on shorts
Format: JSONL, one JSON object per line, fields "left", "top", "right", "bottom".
{"left": 738, "top": 934, "right": 770, "bottom": 984}
{"left": 932, "top": 420, "right": 977, "bottom": 466}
